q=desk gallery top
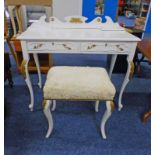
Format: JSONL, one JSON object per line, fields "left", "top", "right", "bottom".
{"left": 17, "top": 16, "right": 140, "bottom": 42}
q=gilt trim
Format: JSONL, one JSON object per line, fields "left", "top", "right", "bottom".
{"left": 69, "top": 18, "right": 83, "bottom": 23}
{"left": 129, "top": 61, "right": 134, "bottom": 80}
{"left": 21, "top": 60, "right": 27, "bottom": 79}
{"left": 42, "top": 100, "right": 47, "bottom": 110}
{"left": 110, "top": 101, "right": 115, "bottom": 112}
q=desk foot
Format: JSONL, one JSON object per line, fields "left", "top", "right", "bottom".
{"left": 29, "top": 104, "right": 33, "bottom": 111}
{"left": 118, "top": 104, "right": 123, "bottom": 111}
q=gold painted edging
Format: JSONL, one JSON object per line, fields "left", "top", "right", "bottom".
{"left": 69, "top": 18, "right": 83, "bottom": 23}
{"left": 129, "top": 61, "right": 134, "bottom": 80}
{"left": 42, "top": 100, "right": 46, "bottom": 110}
{"left": 21, "top": 60, "right": 27, "bottom": 79}
{"left": 110, "top": 101, "right": 115, "bottom": 112}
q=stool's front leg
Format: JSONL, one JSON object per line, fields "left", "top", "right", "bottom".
{"left": 33, "top": 53, "right": 42, "bottom": 88}
{"left": 101, "top": 101, "right": 114, "bottom": 139}
{"left": 95, "top": 100, "right": 99, "bottom": 112}
{"left": 118, "top": 56, "right": 134, "bottom": 111}
{"left": 51, "top": 100, "right": 56, "bottom": 111}
{"left": 43, "top": 100, "right": 53, "bottom": 138}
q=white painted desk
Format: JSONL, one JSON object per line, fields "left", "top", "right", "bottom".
{"left": 17, "top": 16, "right": 140, "bottom": 111}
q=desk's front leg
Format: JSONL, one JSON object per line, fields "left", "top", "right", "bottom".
{"left": 118, "top": 56, "right": 135, "bottom": 111}
{"left": 21, "top": 41, "right": 34, "bottom": 111}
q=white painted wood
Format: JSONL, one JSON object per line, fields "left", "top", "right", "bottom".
{"left": 45, "top": 6, "right": 52, "bottom": 22}
{"left": 109, "top": 54, "right": 117, "bottom": 78}
{"left": 18, "top": 16, "right": 140, "bottom": 111}
{"left": 53, "top": 0, "right": 82, "bottom": 21}
{"left": 101, "top": 101, "right": 112, "bottom": 139}
{"left": 95, "top": 100, "right": 100, "bottom": 112}
{"left": 52, "top": 100, "right": 56, "bottom": 111}
{"left": 43, "top": 100, "right": 53, "bottom": 138}
{"left": 33, "top": 53, "right": 42, "bottom": 88}
{"left": 21, "top": 41, "right": 34, "bottom": 111}
{"left": 118, "top": 43, "right": 137, "bottom": 111}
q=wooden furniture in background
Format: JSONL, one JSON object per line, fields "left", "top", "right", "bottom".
{"left": 137, "top": 38, "right": 151, "bottom": 122}
{"left": 5, "top": 0, "right": 53, "bottom": 73}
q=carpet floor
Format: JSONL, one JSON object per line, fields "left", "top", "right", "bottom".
{"left": 4, "top": 52, "right": 151, "bottom": 155}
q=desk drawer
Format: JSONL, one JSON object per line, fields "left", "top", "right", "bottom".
{"left": 81, "top": 42, "right": 129, "bottom": 53}
{"left": 51, "top": 42, "right": 80, "bottom": 51}
{"left": 27, "top": 41, "right": 80, "bottom": 51}
{"left": 27, "top": 42, "right": 51, "bottom": 51}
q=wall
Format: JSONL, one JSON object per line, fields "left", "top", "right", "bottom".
{"left": 145, "top": 8, "right": 151, "bottom": 33}
{"left": 82, "top": 0, "right": 118, "bottom": 22}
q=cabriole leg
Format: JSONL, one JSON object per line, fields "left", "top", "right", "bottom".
{"left": 118, "top": 57, "right": 134, "bottom": 111}
{"left": 21, "top": 59, "right": 34, "bottom": 111}
{"left": 101, "top": 101, "right": 114, "bottom": 139}
{"left": 43, "top": 100, "right": 53, "bottom": 138}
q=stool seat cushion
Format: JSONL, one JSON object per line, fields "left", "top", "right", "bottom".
{"left": 43, "top": 66, "right": 116, "bottom": 100}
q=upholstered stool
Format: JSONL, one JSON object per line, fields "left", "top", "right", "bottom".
{"left": 43, "top": 66, "right": 116, "bottom": 139}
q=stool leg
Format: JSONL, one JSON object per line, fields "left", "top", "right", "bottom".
{"left": 43, "top": 100, "right": 53, "bottom": 138}
{"left": 95, "top": 100, "right": 99, "bottom": 112}
{"left": 101, "top": 101, "right": 114, "bottom": 139}
{"left": 51, "top": 100, "right": 56, "bottom": 111}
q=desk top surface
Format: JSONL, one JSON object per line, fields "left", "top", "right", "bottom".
{"left": 18, "top": 16, "right": 140, "bottom": 42}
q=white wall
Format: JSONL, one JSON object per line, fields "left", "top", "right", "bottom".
{"left": 53, "top": 0, "right": 82, "bottom": 21}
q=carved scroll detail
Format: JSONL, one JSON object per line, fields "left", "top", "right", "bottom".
{"left": 69, "top": 18, "right": 83, "bottom": 23}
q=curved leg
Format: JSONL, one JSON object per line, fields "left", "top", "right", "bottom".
{"left": 33, "top": 53, "right": 42, "bottom": 88}
{"left": 43, "top": 100, "right": 53, "bottom": 138}
{"left": 95, "top": 100, "right": 99, "bottom": 112}
{"left": 22, "top": 60, "right": 34, "bottom": 111}
{"left": 51, "top": 100, "right": 56, "bottom": 111}
{"left": 101, "top": 101, "right": 114, "bottom": 139}
{"left": 118, "top": 57, "right": 134, "bottom": 111}
{"left": 109, "top": 54, "right": 117, "bottom": 79}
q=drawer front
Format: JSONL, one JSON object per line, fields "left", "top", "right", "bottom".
{"left": 27, "top": 42, "right": 51, "bottom": 51}
{"left": 81, "top": 42, "right": 130, "bottom": 53}
{"left": 51, "top": 42, "right": 80, "bottom": 51}
{"left": 27, "top": 42, "right": 80, "bottom": 51}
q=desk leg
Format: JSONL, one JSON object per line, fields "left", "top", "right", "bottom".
{"left": 109, "top": 54, "right": 117, "bottom": 79}
{"left": 33, "top": 53, "right": 42, "bottom": 88}
{"left": 21, "top": 41, "right": 34, "bottom": 111}
{"left": 21, "top": 59, "right": 34, "bottom": 111}
{"left": 118, "top": 56, "right": 134, "bottom": 111}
